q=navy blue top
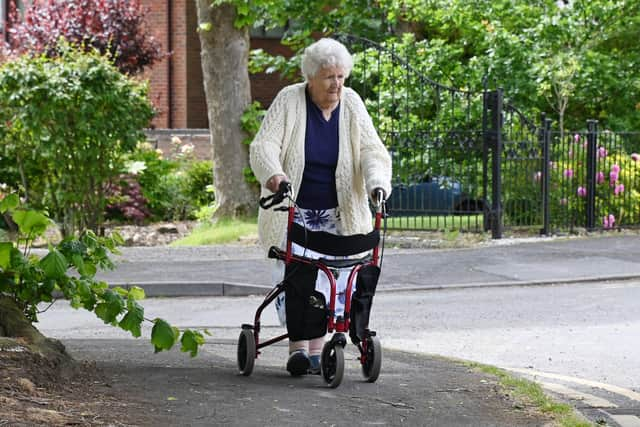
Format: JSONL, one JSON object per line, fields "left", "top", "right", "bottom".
{"left": 296, "top": 89, "right": 340, "bottom": 209}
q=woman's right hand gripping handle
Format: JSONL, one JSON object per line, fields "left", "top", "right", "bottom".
{"left": 259, "top": 179, "right": 291, "bottom": 210}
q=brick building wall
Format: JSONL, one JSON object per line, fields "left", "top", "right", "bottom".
{"left": 140, "top": 0, "right": 171, "bottom": 128}
{"left": 250, "top": 38, "right": 296, "bottom": 109}
{"left": 1, "top": 1, "right": 293, "bottom": 130}
{"left": 141, "top": 0, "right": 292, "bottom": 129}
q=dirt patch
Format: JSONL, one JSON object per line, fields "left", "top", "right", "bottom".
{"left": 0, "top": 340, "right": 157, "bottom": 426}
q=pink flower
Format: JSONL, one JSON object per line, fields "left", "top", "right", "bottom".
{"left": 598, "top": 147, "right": 608, "bottom": 158}
{"left": 632, "top": 153, "right": 640, "bottom": 162}
{"left": 574, "top": 133, "right": 580, "bottom": 143}
{"left": 610, "top": 170, "right": 619, "bottom": 186}
{"left": 603, "top": 214, "right": 615, "bottom": 229}
{"left": 611, "top": 164, "right": 621, "bottom": 173}
{"left": 615, "top": 184, "right": 625, "bottom": 195}
{"left": 577, "top": 186, "right": 587, "bottom": 197}
{"left": 568, "top": 149, "right": 573, "bottom": 159}
{"left": 534, "top": 171, "right": 542, "bottom": 182}
{"left": 563, "top": 169, "right": 574, "bottom": 179}
{"left": 596, "top": 171, "right": 605, "bottom": 184}
{"left": 559, "top": 198, "right": 568, "bottom": 206}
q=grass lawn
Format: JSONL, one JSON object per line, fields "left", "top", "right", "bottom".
{"left": 384, "top": 214, "right": 484, "bottom": 231}
{"left": 170, "top": 214, "right": 486, "bottom": 246}
{"left": 170, "top": 217, "right": 258, "bottom": 246}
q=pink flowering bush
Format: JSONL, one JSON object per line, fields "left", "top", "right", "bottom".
{"left": 548, "top": 134, "right": 640, "bottom": 229}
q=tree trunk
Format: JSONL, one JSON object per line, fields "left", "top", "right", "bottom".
{"left": 0, "top": 296, "right": 73, "bottom": 368}
{"left": 194, "top": 0, "right": 257, "bottom": 219}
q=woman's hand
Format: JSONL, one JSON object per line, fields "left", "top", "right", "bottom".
{"left": 370, "top": 187, "right": 387, "bottom": 203}
{"left": 266, "top": 174, "right": 289, "bottom": 193}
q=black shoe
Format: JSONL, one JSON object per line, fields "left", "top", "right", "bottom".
{"left": 286, "top": 350, "right": 310, "bottom": 376}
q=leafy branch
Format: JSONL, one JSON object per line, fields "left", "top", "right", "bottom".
{"left": 0, "top": 193, "right": 207, "bottom": 357}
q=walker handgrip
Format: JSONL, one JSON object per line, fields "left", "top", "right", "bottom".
{"left": 259, "top": 181, "right": 291, "bottom": 209}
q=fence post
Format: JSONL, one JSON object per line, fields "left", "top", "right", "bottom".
{"left": 541, "top": 114, "right": 551, "bottom": 235}
{"left": 483, "top": 88, "right": 503, "bottom": 239}
{"left": 482, "top": 87, "right": 490, "bottom": 232}
{"left": 586, "top": 120, "right": 598, "bottom": 230}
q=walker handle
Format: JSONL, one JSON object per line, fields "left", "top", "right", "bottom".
{"left": 259, "top": 181, "right": 292, "bottom": 209}
{"left": 372, "top": 188, "right": 386, "bottom": 211}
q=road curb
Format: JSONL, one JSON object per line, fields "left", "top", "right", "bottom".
{"left": 106, "top": 273, "right": 640, "bottom": 298}
{"left": 378, "top": 274, "right": 640, "bottom": 293}
{"left": 109, "top": 281, "right": 272, "bottom": 297}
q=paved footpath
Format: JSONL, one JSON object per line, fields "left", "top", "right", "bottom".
{"left": 50, "top": 233, "right": 640, "bottom": 426}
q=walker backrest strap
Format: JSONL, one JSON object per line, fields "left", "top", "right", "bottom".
{"left": 289, "top": 222, "right": 380, "bottom": 256}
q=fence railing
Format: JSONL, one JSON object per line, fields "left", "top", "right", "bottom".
{"left": 544, "top": 123, "right": 640, "bottom": 232}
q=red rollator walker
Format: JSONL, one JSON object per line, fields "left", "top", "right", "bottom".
{"left": 237, "top": 182, "right": 386, "bottom": 388}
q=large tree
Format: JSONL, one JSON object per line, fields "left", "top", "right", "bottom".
{"left": 194, "top": 0, "right": 256, "bottom": 218}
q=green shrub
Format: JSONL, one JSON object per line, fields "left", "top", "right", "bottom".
{"left": 114, "top": 142, "right": 215, "bottom": 222}
{"left": 548, "top": 135, "right": 640, "bottom": 229}
{"left": 184, "top": 160, "right": 215, "bottom": 208}
{"left": 0, "top": 43, "right": 154, "bottom": 235}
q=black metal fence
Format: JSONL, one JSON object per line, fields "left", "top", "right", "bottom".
{"left": 337, "top": 34, "right": 640, "bottom": 237}
{"left": 335, "top": 34, "right": 487, "bottom": 233}
{"left": 544, "top": 123, "right": 640, "bottom": 231}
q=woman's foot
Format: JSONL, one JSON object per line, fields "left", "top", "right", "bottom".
{"left": 308, "top": 355, "right": 321, "bottom": 375}
{"left": 286, "top": 349, "right": 310, "bottom": 376}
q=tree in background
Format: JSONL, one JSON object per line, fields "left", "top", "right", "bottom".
{"left": 194, "top": 0, "right": 256, "bottom": 219}
{"left": 383, "top": 0, "right": 640, "bottom": 131}
{"left": 3, "top": 0, "right": 163, "bottom": 75}
{"left": 247, "top": 0, "right": 639, "bottom": 133}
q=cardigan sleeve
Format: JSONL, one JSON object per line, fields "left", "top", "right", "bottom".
{"left": 349, "top": 90, "right": 393, "bottom": 197}
{"left": 249, "top": 87, "right": 291, "bottom": 187}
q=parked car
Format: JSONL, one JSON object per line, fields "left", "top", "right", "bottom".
{"left": 386, "top": 176, "right": 484, "bottom": 216}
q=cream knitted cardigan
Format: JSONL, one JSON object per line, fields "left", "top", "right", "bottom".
{"left": 250, "top": 82, "right": 392, "bottom": 251}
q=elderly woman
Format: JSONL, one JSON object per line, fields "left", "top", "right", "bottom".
{"left": 250, "top": 38, "right": 392, "bottom": 376}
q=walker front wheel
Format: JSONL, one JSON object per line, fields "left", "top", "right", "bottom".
{"left": 361, "top": 335, "right": 382, "bottom": 383}
{"left": 321, "top": 341, "right": 344, "bottom": 388}
{"left": 237, "top": 328, "right": 256, "bottom": 376}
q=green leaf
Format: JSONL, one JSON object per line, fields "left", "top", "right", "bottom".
{"left": 39, "top": 249, "right": 68, "bottom": 279}
{"left": 0, "top": 194, "right": 19, "bottom": 213}
{"left": 75, "top": 279, "right": 97, "bottom": 310}
{"left": 112, "top": 286, "right": 129, "bottom": 297}
{"left": 94, "top": 289, "right": 125, "bottom": 325}
{"left": 0, "top": 242, "right": 13, "bottom": 270}
{"left": 12, "top": 210, "right": 50, "bottom": 236}
{"left": 71, "top": 253, "right": 86, "bottom": 275}
{"left": 128, "top": 286, "right": 145, "bottom": 300}
{"left": 180, "top": 329, "right": 205, "bottom": 357}
{"left": 119, "top": 301, "right": 144, "bottom": 338}
{"left": 151, "top": 319, "right": 178, "bottom": 353}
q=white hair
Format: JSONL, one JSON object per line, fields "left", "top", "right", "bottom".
{"left": 300, "top": 38, "right": 353, "bottom": 81}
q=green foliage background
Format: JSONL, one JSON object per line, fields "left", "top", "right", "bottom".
{"left": 0, "top": 44, "right": 154, "bottom": 236}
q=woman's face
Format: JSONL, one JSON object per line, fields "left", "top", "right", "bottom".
{"left": 308, "top": 65, "right": 346, "bottom": 108}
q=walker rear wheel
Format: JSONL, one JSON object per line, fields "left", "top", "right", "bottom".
{"left": 361, "top": 335, "right": 382, "bottom": 383}
{"left": 321, "top": 341, "right": 344, "bottom": 388}
{"left": 237, "top": 329, "right": 256, "bottom": 376}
